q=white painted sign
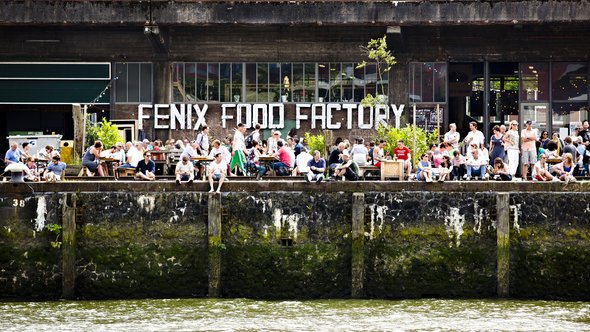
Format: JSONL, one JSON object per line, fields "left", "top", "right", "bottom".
{"left": 138, "top": 103, "right": 405, "bottom": 130}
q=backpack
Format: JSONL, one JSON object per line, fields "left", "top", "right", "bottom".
{"left": 245, "top": 133, "right": 254, "bottom": 149}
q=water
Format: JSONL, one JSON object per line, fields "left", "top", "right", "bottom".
{"left": 1, "top": 298, "right": 589, "bottom": 331}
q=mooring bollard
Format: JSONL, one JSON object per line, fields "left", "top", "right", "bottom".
{"left": 496, "top": 193, "right": 510, "bottom": 298}
{"left": 351, "top": 192, "right": 365, "bottom": 298}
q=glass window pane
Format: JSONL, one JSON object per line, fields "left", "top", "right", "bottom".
{"left": 140, "top": 63, "right": 152, "bottom": 102}
{"left": 520, "top": 63, "right": 549, "bottom": 101}
{"left": 257, "top": 63, "right": 268, "bottom": 102}
{"left": 245, "top": 63, "right": 257, "bottom": 102}
{"left": 196, "top": 63, "right": 207, "bottom": 101}
{"left": 342, "top": 63, "right": 354, "bottom": 103}
{"left": 185, "top": 63, "right": 196, "bottom": 102}
{"left": 353, "top": 64, "right": 365, "bottom": 103}
{"left": 304, "top": 63, "right": 316, "bottom": 102}
{"left": 292, "top": 63, "right": 303, "bottom": 102}
{"left": 552, "top": 102, "right": 588, "bottom": 134}
{"left": 329, "top": 63, "right": 342, "bottom": 102}
{"left": 172, "top": 63, "right": 184, "bottom": 102}
{"left": 421, "top": 63, "right": 434, "bottom": 103}
{"left": 219, "top": 63, "right": 231, "bottom": 102}
{"left": 409, "top": 63, "right": 421, "bottom": 103}
{"left": 208, "top": 63, "right": 219, "bottom": 101}
{"left": 521, "top": 104, "right": 549, "bottom": 133}
{"left": 552, "top": 62, "right": 588, "bottom": 101}
{"left": 127, "top": 63, "right": 140, "bottom": 103}
{"left": 281, "top": 63, "right": 291, "bottom": 102}
{"left": 434, "top": 63, "right": 446, "bottom": 103}
{"left": 115, "top": 63, "right": 127, "bottom": 103}
{"left": 232, "top": 63, "right": 242, "bottom": 102}
{"left": 318, "top": 63, "right": 330, "bottom": 102}
{"left": 269, "top": 63, "right": 281, "bottom": 102}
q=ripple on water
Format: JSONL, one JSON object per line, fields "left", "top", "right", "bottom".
{"left": 0, "top": 298, "right": 589, "bottom": 332}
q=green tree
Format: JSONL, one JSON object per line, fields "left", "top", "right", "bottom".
{"left": 304, "top": 132, "right": 326, "bottom": 158}
{"left": 86, "top": 117, "right": 123, "bottom": 149}
{"left": 357, "top": 35, "right": 396, "bottom": 108}
{"left": 375, "top": 124, "right": 438, "bottom": 167}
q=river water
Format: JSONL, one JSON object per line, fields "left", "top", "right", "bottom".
{"left": 1, "top": 298, "right": 589, "bottom": 331}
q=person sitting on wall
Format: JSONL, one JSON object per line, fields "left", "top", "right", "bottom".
{"left": 552, "top": 152, "right": 576, "bottom": 183}
{"left": 532, "top": 154, "right": 555, "bottom": 181}
{"left": 135, "top": 151, "right": 156, "bottom": 181}
{"left": 305, "top": 150, "right": 326, "bottom": 183}
{"left": 438, "top": 155, "right": 453, "bottom": 182}
{"left": 175, "top": 155, "right": 194, "bottom": 185}
{"left": 208, "top": 139, "right": 232, "bottom": 175}
{"left": 464, "top": 148, "right": 488, "bottom": 180}
{"left": 208, "top": 152, "right": 227, "bottom": 193}
{"left": 44, "top": 155, "right": 67, "bottom": 182}
{"left": 4, "top": 142, "right": 22, "bottom": 165}
{"left": 333, "top": 150, "right": 359, "bottom": 181}
{"left": 492, "top": 157, "right": 512, "bottom": 181}
{"left": 23, "top": 156, "right": 39, "bottom": 182}
{"left": 451, "top": 150, "right": 466, "bottom": 180}
{"left": 416, "top": 153, "right": 434, "bottom": 183}
{"left": 82, "top": 140, "right": 105, "bottom": 176}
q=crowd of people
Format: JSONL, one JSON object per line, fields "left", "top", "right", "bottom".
{"left": 4, "top": 119, "right": 590, "bottom": 186}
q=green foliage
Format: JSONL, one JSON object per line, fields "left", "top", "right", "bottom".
{"left": 304, "top": 132, "right": 326, "bottom": 158}
{"left": 357, "top": 35, "right": 396, "bottom": 108}
{"left": 86, "top": 116, "right": 123, "bottom": 149}
{"left": 46, "top": 224, "right": 62, "bottom": 248}
{"left": 374, "top": 124, "right": 439, "bottom": 167}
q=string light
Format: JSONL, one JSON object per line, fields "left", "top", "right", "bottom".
{"left": 87, "top": 76, "right": 118, "bottom": 107}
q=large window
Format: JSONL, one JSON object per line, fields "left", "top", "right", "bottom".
{"left": 551, "top": 62, "right": 588, "bottom": 133}
{"left": 408, "top": 62, "right": 447, "bottom": 104}
{"left": 172, "top": 62, "right": 383, "bottom": 103}
{"left": 115, "top": 62, "right": 153, "bottom": 103}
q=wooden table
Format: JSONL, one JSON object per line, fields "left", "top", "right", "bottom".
{"left": 381, "top": 159, "right": 404, "bottom": 180}
{"left": 258, "top": 155, "right": 278, "bottom": 176}
{"left": 191, "top": 156, "right": 214, "bottom": 180}
{"left": 99, "top": 157, "right": 118, "bottom": 176}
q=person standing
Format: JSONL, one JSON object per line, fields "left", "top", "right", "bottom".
{"left": 504, "top": 120, "right": 520, "bottom": 176}
{"left": 443, "top": 123, "right": 461, "bottom": 150}
{"left": 489, "top": 125, "right": 505, "bottom": 165}
{"left": 520, "top": 120, "right": 538, "bottom": 181}
{"left": 195, "top": 125, "right": 210, "bottom": 156}
{"left": 230, "top": 123, "right": 249, "bottom": 175}
{"left": 464, "top": 121, "right": 485, "bottom": 155}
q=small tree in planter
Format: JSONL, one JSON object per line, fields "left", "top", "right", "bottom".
{"left": 375, "top": 124, "right": 439, "bottom": 168}
{"left": 356, "top": 35, "right": 396, "bottom": 108}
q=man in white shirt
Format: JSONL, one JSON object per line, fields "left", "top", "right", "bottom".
{"left": 180, "top": 141, "right": 199, "bottom": 161}
{"left": 208, "top": 153, "right": 227, "bottom": 193}
{"left": 175, "top": 156, "right": 194, "bottom": 185}
{"left": 208, "top": 139, "right": 231, "bottom": 164}
{"left": 443, "top": 123, "right": 461, "bottom": 150}
{"left": 464, "top": 121, "right": 485, "bottom": 155}
{"left": 294, "top": 147, "right": 313, "bottom": 175}
{"left": 464, "top": 148, "right": 488, "bottom": 180}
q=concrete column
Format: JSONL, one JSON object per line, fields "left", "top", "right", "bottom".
{"left": 152, "top": 61, "right": 172, "bottom": 139}
{"left": 208, "top": 193, "right": 222, "bottom": 297}
{"left": 61, "top": 193, "right": 77, "bottom": 299}
{"left": 496, "top": 193, "right": 510, "bottom": 298}
{"left": 351, "top": 193, "right": 365, "bottom": 298}
{"left": 72, "top": 104, "right": 85, "bottom": 160}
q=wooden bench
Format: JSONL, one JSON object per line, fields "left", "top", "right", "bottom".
{"left": 359, "top": 165, "right": 380, "bottom": 179}
{"left": 77, "top": 166, "right": 94, "bottom": 177}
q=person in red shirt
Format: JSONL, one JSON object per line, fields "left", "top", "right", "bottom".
{"left": 393, "top": 139, "right": 412, "bottom": 176}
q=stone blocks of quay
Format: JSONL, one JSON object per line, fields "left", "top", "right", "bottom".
{"left": 0, "top": 181, "right": 589, "bottom": 300}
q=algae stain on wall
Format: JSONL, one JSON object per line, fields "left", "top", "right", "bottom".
{"left": 368, "top": 204, "right": 388, "bottom": 240}
{"left": 137, "top": 195, "right": 156, "bottom": 214}
{"left": 272, "top": 207, "right": 301, "bottom": 240}
{"left": 510, "top": 204, "right": 521, "bottom": 233}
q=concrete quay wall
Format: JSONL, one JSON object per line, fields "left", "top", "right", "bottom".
{"left": 0, "top": 181, "right": 588, "bottom": 300}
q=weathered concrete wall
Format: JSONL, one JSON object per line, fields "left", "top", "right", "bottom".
{"left": 1, "top": 1, "right": 589, "bottom": 26}
{"left": 1, "top": 183, "right": 589, "bottom": 300}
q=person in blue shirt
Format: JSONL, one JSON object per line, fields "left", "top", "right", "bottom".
{"left": 4, "top": 142, "right": 22, "bottom": 165}
{"left": 44, "top": 155, "right": 67, "bottom": 182}
{"left": 135, "top": 151, "right": 156, "bottom": 181}
{"left": 306, "top": 150, "right": 326, "bottom": 183}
